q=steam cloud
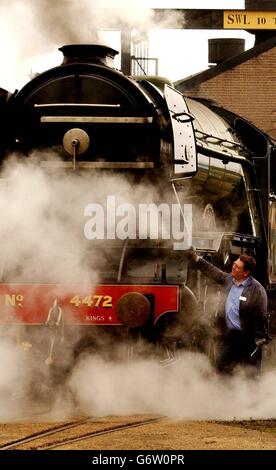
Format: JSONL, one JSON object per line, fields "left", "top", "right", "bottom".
{"left": 0, "top": 0, "right": 185, "bottom": 90}
{"left": 0, "top": 151, "right": 165, "bottom": 421}
{"left": 69, "top": 349, "right": 276, "bottom": 421}
{"left": 0, "top": 152, "right": 163, "bottom": 283}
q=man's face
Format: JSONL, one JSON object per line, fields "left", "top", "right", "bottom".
{"left": 231, "top": 258, "right": 250, "bottom": 282}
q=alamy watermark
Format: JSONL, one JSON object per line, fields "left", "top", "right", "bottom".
{"left": 84, "top": 195, "right": 192, "bottom": 250}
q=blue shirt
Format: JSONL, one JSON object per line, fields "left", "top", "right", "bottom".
{"left": 225, "top": 276, "right": 251, "bottom": 330}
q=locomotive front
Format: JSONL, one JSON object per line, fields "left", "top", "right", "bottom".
{"left": 4, "top": 45, "right": 160, "bottom": 166}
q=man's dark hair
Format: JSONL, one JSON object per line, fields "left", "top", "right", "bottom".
{"left": 239, "top": 254, "right": 256, "bottom": 273}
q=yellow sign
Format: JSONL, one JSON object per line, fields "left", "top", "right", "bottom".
{"left": 224, "top": 10, "right": 276, "bottom": 29}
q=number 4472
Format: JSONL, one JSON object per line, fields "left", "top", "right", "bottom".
{"left": 69, "top": 295, "right": 112, "bottom": 308}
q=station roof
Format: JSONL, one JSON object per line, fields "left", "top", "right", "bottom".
{"left": 174, "top": 35, "right": 276, "bottom": 93}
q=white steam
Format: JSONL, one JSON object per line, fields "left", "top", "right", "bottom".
{"left": 0, "top": 334, "right": 42, "bottom": 421}
{"left": 69, "top": 350, "right": 276, "bottom": 421}
{"left": 0, "top": 152, "right": 161, "bottom": 421}
{"left": 0, "top": 0, "right": 185, "bottom": 90}
{"left": 0, "top": 153, "right": 161, "bottom": 283}
{"left": 2, "top": 338, "right": 276, "bottom": 422}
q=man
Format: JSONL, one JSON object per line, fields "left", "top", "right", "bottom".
{"left": 186, "top": 249, "right": 268, "bottom": 375}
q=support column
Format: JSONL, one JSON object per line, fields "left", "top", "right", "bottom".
{"left": 121, "top": 28, "right": 131, "bottom": 75}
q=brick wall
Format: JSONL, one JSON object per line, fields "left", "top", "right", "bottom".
{"left": 184, "top": 47, "right": 276, "bottom": 138}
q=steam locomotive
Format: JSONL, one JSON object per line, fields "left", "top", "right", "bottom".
{"left": 0, "top": 44, "right": 275, "bottom": 372}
